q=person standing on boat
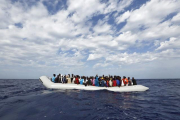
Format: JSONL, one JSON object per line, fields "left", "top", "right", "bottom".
{"left": 132, "top": 77, "right": 137, "bottom": 85}
{"left": 95, "top": 75, "right": 99, "bottom": 86}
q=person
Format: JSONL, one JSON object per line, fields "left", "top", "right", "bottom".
{"left": 101, "top": 78, "right": 104, "bottom": 87}
{"left": 55, "top": 74, "right": 59, "bottom": 83}
{"left": 122, "top": 76, "right": 126, "bottom": 85}
{"left": 106, "top": 78, "right": 109, "bottom": 87}
{"left": 119, "top": 76, "right": 122, "bottom": 86}
{"left": 80, "top": 76, "right": 84, "bottom": 85}
{"left": 109, "top": 78, "right": 113, "bottom": 87}
{"left": 99, "top": 77, "right": 101, "bottom": 86}
{"left": 128, "top": 77, "right": 132, "bottom": 86}
{"left": 87, "top": 77, "right": 92, "bottom": 86}
{"left": 72, "top": 76, "right": 76, "bottom": 83}
{"left": 67, "top": 74, "right": 71, "bottom": 83}
{"left": 61, "top": 74, "right": 63, "bottom": 83}
{"left": 116, "top": 77, "right": 120, "bottom": 87}
{"left": 132, "top": 77, "right": 137, "bottom": 85}
{"left": 124, "top": 77, "right": 128, "bottom": 86}
{"left": 92, "top": 77, "right": 95, "bottom": 86}
{"left": 95, "top": 75, "right": 99, "bottom": 86}
{"left": 75, "top": 75, "right": 80, "bottom": 84}
{"left": 71, "top": 74, "right": 74, "bottom": 83}
{"left": 62, "top": 75, "right": 66, "bottom": 83}
{"left": 112, "top": 78, "right": 117, "bottom": 86}
{"left": 58, "top": 74, "right": 62, "bottom": 83}
{"left": 52, "top": 74, "right": 56, "bottom": 83}
{"left": 83, "top": 77, "right": 88, "bottom": 86}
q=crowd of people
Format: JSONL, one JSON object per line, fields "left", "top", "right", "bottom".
{"left": 51, "top": 74, "right": 137, "bottom": 87}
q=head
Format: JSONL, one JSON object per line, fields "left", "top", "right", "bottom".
{"left": 132, "top": 77, "right": 134, "bottom": 80}
{"left": 53, "top": 74, "right": 56, "bottom": 77}
{"left": 128, "top": 77, "right": 130, "bottom": 80}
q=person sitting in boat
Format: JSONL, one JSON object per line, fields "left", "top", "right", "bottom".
{"left": 87, "top": 77, "right": 92, "bottom": 86}
{"left": 95, "top": 75, "right": 99, "bottom": 86}
{"left": 62, "top": 75, "right": 66, "bottom": 84}
{"left": 71, "top": 74, "right": 74, "bottom": 83}
{"left": 67, "top": 74, "right": 71, "bottom": 83}
{"left": 52, "top": 74, "right": 56, "bottom": 83}
{"left": 132, "top": 77, "right": 137, "bottom": 85}
{"left": 122, "top": 76, "right": 126, "bottom": 86}
{"left": 80, "top": 76, "right": 84, "bottom": 85}
{"left": 124, "top": 77, "right": 129, "bottom": 86}
{"left": 75, "top": 75, "right": 80, "bottom": 84}
{"left": 119, "top": 76, "right": 122, "bottom": 87}
{"left": 99, "top": 76, "right": 102, "bottom": 86}
{"left": 128, "top": 77, "right": 132, "bottom": 86}
{"left": 101, "top": 78, "right": 105, "bottom": 87}
{"left": 106, "top": 77, "right": 110, "bottom": 87}
{"left": 72, "top": 75, "right": 75, "bottom": 83}
{"left": 58, "top": 74, "right": 61, "bottom": 83}
{"left": 92, "top": 76, "right": 95, "bottom": 86}
{"left": 55, "top": 74, "right": 59, "bottom": 83}
{"left": 112, "top": 78, "right": 117, "bottom": 86}
{"left": 116, "top": 76, "right": 120, "bottom": 87}
{"left": 109, "top": 78, "right": 113, "bottom": 87}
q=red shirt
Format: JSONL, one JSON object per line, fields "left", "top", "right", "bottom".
{"left": 75, "top": 77, "right": 79, "bottom": 84}
{"left": 113, "top": 80, "right": 117, "bottom": 86}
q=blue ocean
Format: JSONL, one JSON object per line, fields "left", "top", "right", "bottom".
{"left": 0, "top": 79, "right": 180, "bottom": 120}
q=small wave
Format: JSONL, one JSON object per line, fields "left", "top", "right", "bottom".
{"left": 0, "top": 85, "right": 15, "bottom": 88}
{"left": 0, "top": 95, "right": 8, "bottom": 100}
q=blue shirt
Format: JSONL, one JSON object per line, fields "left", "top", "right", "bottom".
{"left": 80, "top": 79, "right": 84, "bottom": 84}
{"left": 52, "top": 77, "right": 56, "bottom": 82}
{"left": 116, "top": 80, "right": 120, "bottom": 85}
{"left": 95, "top": 76, "right": 99, "bottom": 86}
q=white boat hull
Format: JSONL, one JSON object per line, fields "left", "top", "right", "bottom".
{"left": 39, "top": 76, "right": 149, "bottom": 92}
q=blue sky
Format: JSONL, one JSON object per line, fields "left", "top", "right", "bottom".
{"left": 0, "top": 0, "right": 180, "bottom": 79}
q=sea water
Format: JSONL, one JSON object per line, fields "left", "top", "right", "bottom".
{"left": 0, "top": 79, "right": 180, "bottom": 120}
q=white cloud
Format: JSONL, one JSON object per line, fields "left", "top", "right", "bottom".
{"left": 93, "top": 21, "right": 112, "bottom": 34}
{"left": 121, "top": 0, "right": 180, "bottom": 32}
{"left": 116, "top": 11, "right": 131, "bottom": 24}
{"left": 115, "top": 31, "right": 137, "bottom": 44}
{"left": 171, "top": 13, "right": 180, "bottom": 24}
{"left": 156, "top": 37, "right": 180, "bottom": 50}
{"left": 103, "top": 0, "right": 133, "bottom": 14}
{"left": 67, "top": 0, "right": 105, "bottom": 23}
{"left": 0, "top": 0, "right": 180, "bottom": 78}
{"left": 87, "top": 54, "right": 103, "bottom": 61}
